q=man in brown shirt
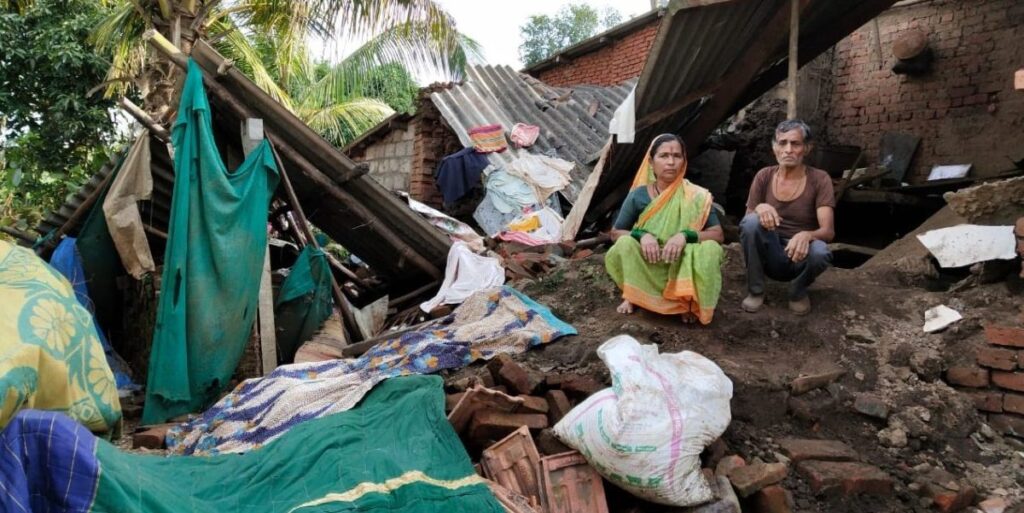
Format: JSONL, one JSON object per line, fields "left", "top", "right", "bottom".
{"left": 740, "top": 120, "right": 836, "bottom": 315}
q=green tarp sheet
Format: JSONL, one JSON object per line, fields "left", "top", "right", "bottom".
{"left": 2, "top": 376, "right": 505, "bottom": 513}
{"left": 274, "top": 245, "right": 334, "bottom": 363}
{"left": 142, "top": 59, "right": 280, "bottom": 424}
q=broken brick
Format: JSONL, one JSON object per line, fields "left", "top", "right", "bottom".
{"left": 1003, "top": 393, "right": 1024, "bottom": 415}
{"left": 965, "top": 390, "right": 1004, "bottom": 413}
{"left": 790, "top": 369, "right": 846, "bottom": 395}
{"left": 930, "top": 485, "right": 976, "bottom": 513}
{"left": 715, "top": 455, "right": 746, "bottom": 477}
{"left": 515, "top": 395, "right": 549, "bottom": 414}
{"left": 988, "top": 414, "right": 1024, "bottom": 437}
{"left": 986, "top": 326, "right": 1024, "bottom": 348}
{"left": 797, "top": 461, "right": 893, "bottom": 496}
{"left": 447, "top": 385, "right": 522, "bottom": 434}
{"left": 488, "top": 355, "right": 540, "bottom": 395}
{"left": 469, "top": 410, "right": 548, "bottom": 443}
{"left": 545, "top": 389, "right": 572, "bottom": 425}
{"left": 558, "top": 375, "right": 604, "bottom": 399}
{"left": 727, "top": 461, "right": 788, "bottom": 497}
{"left": 945, "top": 366, "right": 990, "bottom": 388}
{"left": 132, "top": 425, "right": 172, "bottom": 450}
{"left": 992, "top": 371, "right": 1024, "bottom": 392}
{"left": 751, "top": 485, "right": 794, "bottom": 513}
{"left": 777, "top": 438, "right": 858, "bottom": 463}
{"left": 977, "top": 346, "right": 1019, "bottom": 371}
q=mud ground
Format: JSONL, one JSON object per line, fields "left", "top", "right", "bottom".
{"left": 476, "top": 244, "right": 1024, "bottom": 513}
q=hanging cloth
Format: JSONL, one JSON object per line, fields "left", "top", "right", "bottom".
{"left": 102, "top": 131, "right": 155, "bottom": 279}
{"left": 142, "top": 60, "right": 280, "bottom": 425}
{"left": 434, "top": 147, "right": 489, "bottom": 206}
{"left": 510, "top": 123, "right": 540, "bottom": 148}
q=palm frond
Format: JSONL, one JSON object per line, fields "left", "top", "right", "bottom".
{"left": 209, "top": 21, "right": 297, "bottom": 112}
{"left": 91, "top": 2, "right": 149, "bottom": 98}
{"left": 298, "top": 97, "right": 394, "bottom": 147}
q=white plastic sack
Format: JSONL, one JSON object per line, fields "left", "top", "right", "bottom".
{"left": 553, "top": 335, "right": 733, "bottom": 507}
{"left": 916, "top": 224, "right": 1016, "bottom": 268}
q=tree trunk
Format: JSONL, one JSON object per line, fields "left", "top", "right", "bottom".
{"left": 140, "top": 2, "right": 201, "bottom": 127}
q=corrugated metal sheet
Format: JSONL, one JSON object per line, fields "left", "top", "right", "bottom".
{"left": 431, "top": 65, "right": 634, "bottom": 202}
{"left": 34, "top": 134, "right": 175, "bottom": 242}
{"left": 587, "top": 0, "right": 899, "bottom": 223}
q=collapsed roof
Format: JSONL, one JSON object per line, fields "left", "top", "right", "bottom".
{"left": 35, "top": 39, "right": 453, "bottom": 292}
{"left": 585, "top": 0, "right": 900, "bottom": 222}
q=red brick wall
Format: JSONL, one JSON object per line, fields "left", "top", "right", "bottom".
{"left": 409, "top": 97, "right": 460, "bottom": 208}
{"left": 825, "top": 0, "right": 1024, "bottom": 183}
{"left": 534, "top": 20, "right": 659, "bottom": 87}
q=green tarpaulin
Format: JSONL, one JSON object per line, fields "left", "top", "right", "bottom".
{"left": 142, "top": 59, "right": 280, "bottom": 424}
{"left": 274, "top": 245, "right": 334, "bottom": 363}
{"left": 3, "top": 376, "right": 505, "bottom": 513}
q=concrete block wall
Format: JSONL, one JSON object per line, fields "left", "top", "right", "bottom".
{"left": 361, "top": 125, "right": 415, "bottom": 192}
{"left": 825, "top": 0, "right": 1024, "bottom": 182}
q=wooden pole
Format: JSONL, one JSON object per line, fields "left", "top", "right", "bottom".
{"left": 119, "top": 98, "right": 171, "bottom": 141}
{"left": 787, "top": 0, "right": 800, "bottom": 120}
{"left": 269, "top": 142, "right": 360, "bottom": 344}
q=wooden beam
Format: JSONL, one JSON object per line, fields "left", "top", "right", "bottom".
{"left": 239, "top": 119, "right": 280, "bottom": 374}
{"left": 269, "top": 142, "right": 360, "bottom": 344}
{"left": 257, "top": 247, "right": 278, "bottom": 374}
{"left": 786, "top": 0, "right": 800, "bottom": 119}
{"left": 119, "top": 98, "right": 171, "bottom": 142}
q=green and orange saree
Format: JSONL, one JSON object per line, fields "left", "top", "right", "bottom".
{"left": 605, "top": 144, "right": 724, "bottom": 324}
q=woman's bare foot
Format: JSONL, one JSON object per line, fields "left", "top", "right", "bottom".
{"left": 681, "top": 313, "right": 698, "bottom": 324}
{"left": 617, "top": 300, "right": 635, "bottom": 314}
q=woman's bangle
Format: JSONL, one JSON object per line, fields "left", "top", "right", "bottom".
{"left": 682, "top": 229, "right": 699, "bottom": 243}
{"left": 630, "top": 228, "right": 647, "bottom": 241}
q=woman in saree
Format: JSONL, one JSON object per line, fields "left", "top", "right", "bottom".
{"left": 605, "top": 133, "right": 725, "bottom": 324}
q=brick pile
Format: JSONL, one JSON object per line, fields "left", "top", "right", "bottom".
{"left": 945, "top": 326, "right": 1024, "bottom": 437}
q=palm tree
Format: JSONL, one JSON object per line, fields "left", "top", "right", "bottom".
{"left": 89, "top": 0, "right": 476, "bottom": 141}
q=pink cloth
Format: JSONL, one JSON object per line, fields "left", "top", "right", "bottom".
{"left": 510, "top": 123, "right": 540, "bottom": 148}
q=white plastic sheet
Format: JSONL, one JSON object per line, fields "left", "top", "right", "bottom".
{"left": 609, "top": 87, "right": 636, "bottom": 144}
{"left": 923, "top": 305, "right": 962, "bottom": 333}
{"left": 916, "top": 224, "right": 1016, "bottom": 268}
{"left": 420, "top": 241, "right": 505, "bottom": 312}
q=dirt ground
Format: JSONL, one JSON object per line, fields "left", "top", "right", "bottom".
{"left": 459, "top": 243, "right": 1024, "bottom": 513}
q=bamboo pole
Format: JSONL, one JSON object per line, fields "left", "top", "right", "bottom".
{"left": 787, "top": 0, "right": 800, "bottom": 119}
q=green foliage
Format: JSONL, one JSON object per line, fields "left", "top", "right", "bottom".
{"left": 359, "top": 63, "right": 421, "bottom": 115}
{"left": 519, "top": 4, "right": 623, "bottom": 67}
{"left": 0, "top": 0, "right": 119, "bottom": 235}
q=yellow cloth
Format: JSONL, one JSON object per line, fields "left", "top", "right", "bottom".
{"left": 508, "top": 215, "right": 541, "bottom": 232}
{"left": 0, "top": 240, "right": 121, "bottom": 432}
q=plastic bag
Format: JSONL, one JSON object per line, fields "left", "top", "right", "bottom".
{"left": 552, "top": 335, "right": 733, "bottom": 506}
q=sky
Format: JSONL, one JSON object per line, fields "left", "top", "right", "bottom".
{"left": 435, "top": 0, "right": 654, "bottom": 69}
{"left": 312, "top": 0, "right": 655, "bottom": 84}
